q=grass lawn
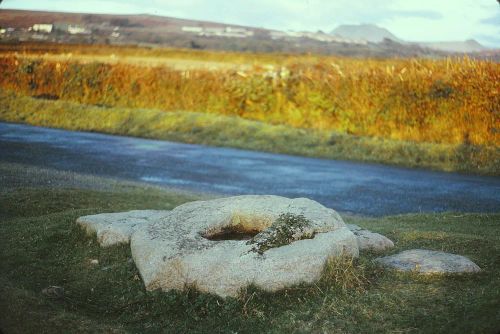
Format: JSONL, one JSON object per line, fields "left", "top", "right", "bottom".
{"left": 1, "top": 182, "right": 498, "bottom": 333}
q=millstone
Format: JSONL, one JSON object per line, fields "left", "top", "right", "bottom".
{"left": 76, "top": 195, "right": 369, "bottom": 297}
{"left": 131, "top": 195, "right": 358, "bottom": 297}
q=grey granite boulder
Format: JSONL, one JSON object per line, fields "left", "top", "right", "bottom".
{"left": 76, "top": 195, "right": 360, "bottom": 297}
{"left": 76, "top": 210, "right": 171, "bottom": 247}
{"left": 130, "top": 195, "right": 359, "bottom": 297}
{"left": 347, "top": 224, "right": 394, "bottom": 252}
{"left": 376, "top": 249, "right": 481, "bottom": 274}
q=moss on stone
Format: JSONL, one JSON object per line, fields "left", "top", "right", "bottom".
{"left": 247, "top": 213, "right": 315, "bottom": 254}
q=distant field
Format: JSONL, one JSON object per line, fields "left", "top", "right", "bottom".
{"left": 0, "top": 42, "right": 288, "bottom": 65}
{"left": 0, "top": 53, "right": 251, "bottom": 70}
{"left": 0, "top": 42, "right": 498, "bottom": 173}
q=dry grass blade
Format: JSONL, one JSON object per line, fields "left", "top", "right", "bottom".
{"left": 320, "top": 255, "right": 370, "bottom": 292}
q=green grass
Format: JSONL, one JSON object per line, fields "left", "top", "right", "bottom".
{"left": 1, "top": 89, "right": 498, "bottom": 175}
{"left": 1, "top": 184, "right": 499, "bottom": 333}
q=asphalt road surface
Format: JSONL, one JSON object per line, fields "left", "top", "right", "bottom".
{"left": 1, "top": 122, "right": 499, "bottom": 216}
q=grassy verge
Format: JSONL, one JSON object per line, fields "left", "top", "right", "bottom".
{"left": 1, "top": 90, "right": 498, "bottom": 175}
{"left": 1, "top": 181, "right": 499, "bottom": 333}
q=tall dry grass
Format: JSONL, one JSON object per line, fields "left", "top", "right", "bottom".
{"left": 0, "top": 53, "right": 498, "bottom": 146}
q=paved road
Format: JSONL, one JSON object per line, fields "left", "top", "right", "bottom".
{"left": 1, "top": 122, "right": 499, "bottom": 216}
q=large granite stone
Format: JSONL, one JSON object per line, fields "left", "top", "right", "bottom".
{"left": 77, "top": 196, "right": 361, "bottom": 297}
{"left": 130, "top": 195, "right": 359, "bottom": 297}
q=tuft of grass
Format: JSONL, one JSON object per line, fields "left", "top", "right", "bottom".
{"left": 319, "top": 255, "right": 371, "bottom": 292}
{"left": 1, "top": 90, "right": 498, "bottom": 175}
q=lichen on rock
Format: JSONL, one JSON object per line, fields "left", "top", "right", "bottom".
{"left": 247, "top": 213, "right": 316, "bottom": 254}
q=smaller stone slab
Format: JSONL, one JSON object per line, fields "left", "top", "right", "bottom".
{"left": 347, "top": 224, "right": 394, "bottom": 252}
{"left": 376, "top": 249, "right": 481, "bottom": 274}
{"left": 76, "top": 210, "right": 170, "bottom": 247}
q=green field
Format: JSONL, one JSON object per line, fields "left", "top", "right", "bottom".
{"left": 1, "top": 163, "right": 498, "bottom": 333}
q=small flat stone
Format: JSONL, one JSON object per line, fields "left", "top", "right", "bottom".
{"left": 42, "top": 286, "right": 65, "bottom": 299}
{"left": 76, "top": 210, "right": 171, "bottom": 247}
{"left": 376, "top": 249, "right": 481, "bottom": 274}
{"left": 347, "top": 224, "right": 394, "bottom": 252}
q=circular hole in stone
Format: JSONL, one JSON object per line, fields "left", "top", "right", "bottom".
{"left": 202, "top": 213, "right": 273, "bottom": 241}
{"left": 203, "top": 225, "right": 261, "bottom": 241}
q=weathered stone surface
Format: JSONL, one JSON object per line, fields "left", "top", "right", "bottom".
{"left": 76, "top": 210, "right": 171, "bottom": 247}
{"left": 347, "top": 224, "right": 394, "bottom": 252}
{"left": 376, "top": 249, "right": 481, "bottom": 274}
{"left": 130, "top": 195, "right": 358, "bottom": 297}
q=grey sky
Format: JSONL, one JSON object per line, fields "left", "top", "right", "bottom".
{"left": 1, "top": 0, "right": 499, "bottom": 46}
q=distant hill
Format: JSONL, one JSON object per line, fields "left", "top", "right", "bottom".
{"left": 331, "top": 24, "right": 402, "bottom": 43}
{"left": 1, "top": 9, "right": 496, "bottom": 58}
{"left": 418, "top": 39, "right": 487, "bottom": 53}
{"left": 331, "top": 24, "right": 491, "bottom": 54}
{"left": 0, "top": 9, "right": 258, "bottom": 31}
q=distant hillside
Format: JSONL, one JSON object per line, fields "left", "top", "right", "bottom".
{"left": 1, "top": 9, "right": 496, "bottom": 58}
{"left": 331, "top": 23, "right": 492, "bottom": 54}
{"left": 0, "top": 9, "right": 253, "bottom": 30}
{"left": 331, "top": 24, "right": 402, "bottom": 43}
{"left": 418, "top": 39, "right": 487, "bottom": 53}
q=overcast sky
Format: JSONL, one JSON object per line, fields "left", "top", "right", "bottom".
{"left": 2, "top": 0, "right": 499, "bottom": 46}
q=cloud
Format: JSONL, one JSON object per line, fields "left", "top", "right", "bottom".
{"left": 388, "top": 10, "right": 443, "bottom": 20}
{"left": 480, "top": 12, "right": 500, "bottom": 25}
{"left": 1, "top": 0, "right": 142, "bottom": 13}
{"left": 381, "top": 0, "right": 499, "bottom": 45}
{"left": 477, "top": 34, "right": 500, "bottom": 46}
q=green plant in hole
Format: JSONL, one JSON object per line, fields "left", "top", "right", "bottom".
{"left": 247, "top": 213, "right": 315, "bottom": 254}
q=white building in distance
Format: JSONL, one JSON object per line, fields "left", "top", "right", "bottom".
{"left": 182, "top": 26, "right": 254, "bottom": 38}
{"left": 182, "top": 26, "right": 203, "bottom": 33}
{"left": 68, "top": 25, "right": 90, "bottom": 35}
{"left": 32, "top": 24, "right": 53, "bottom": 33}
{"left": 269, "top": 30, "right": 367, "bottom": 45}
